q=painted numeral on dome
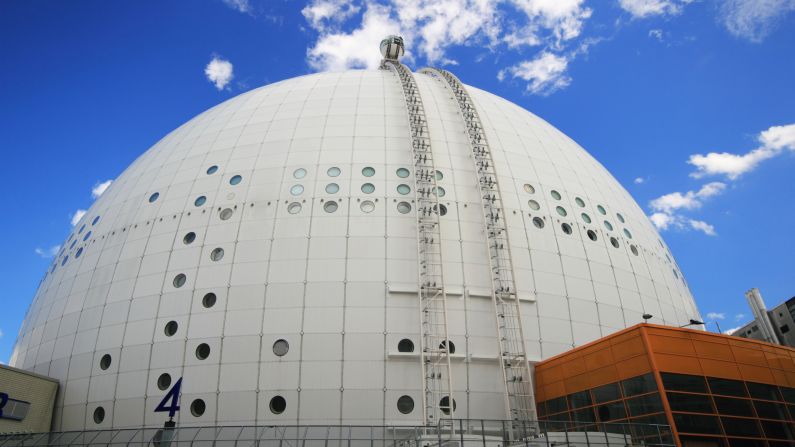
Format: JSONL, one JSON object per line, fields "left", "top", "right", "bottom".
{"left": 154, "top": 377, "right": 182, "bottom": 418}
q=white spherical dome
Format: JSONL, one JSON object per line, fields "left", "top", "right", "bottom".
{"left": 11, "top": 69, "right": 699, "bottom": 430}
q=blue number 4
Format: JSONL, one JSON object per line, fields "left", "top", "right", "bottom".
{"left": 154, "top": 378, "right": 182, "bottom": 419}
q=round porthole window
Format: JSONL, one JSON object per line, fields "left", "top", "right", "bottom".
{"left": 61, "top": 256, "right": 69, "bottom": 266}
{"left": 157, "top": 373, "right": 171, "bottom": 391}
{"left": 551, "top": 190, "right": 561, "bottom": 200}
{"left": 396, "top": 168, "right": 410, "bottom": 178}
{"left": 533, "top": 217, "right": 544, "bottom": 229}
{"left": 575, "top": 197, "right": 585, "bottom": 207}
{"left": 70, "top": 240, "right": 77, "bottom": 249}
{"left": 398, "top": 339, "right": 415, "bottom": 352}
{"left": 290, "top": 184, "right": 304, "bottom": 196}
{"left": 435, "top": 170, "right": 443, "bottom": 181}
{"left": 207, "top": 165, "right": 218, "bottom": 175}
{"left": 617, "top": 213, "right": 625, "bottom": 223}
{"left": 610, "top": 237, "right": 619, "bottom": 248}
{"left": 397, "top": 184, "right": 411, "bottom": 195}
{"left": 183, "top": 232, "right": 196, "bottom": 245}
{"left": 219, "top": 208, "right": 234, "bottom": 220}
{"left": 397, "top": 202, "right": 411, "bottom": 214}
{"left": 324, "top": 201, "right": 338, "bottom": 213}
{"left": 210, "top": 248, "right": 224, "bottom": 262}
{"left": 190, "top": 399, "right": 206, "bottom": 417}
{"left": 83, "top": 231, "right": 92, "bottom": 242}
{"left": 269, "top": 396, "right": 287, "bottom": 414}
{"left": 149, "top": 192, "right": 160, "bottom": 203}
{"left": 361, "top": 183, "right": 375, "bottom": 194}
{"left": 325, "top": 183, "right": 339, "bottom": 194}
{"left": 581, "top": 213, "right": 591, "bottom": 224}
{"left": 99, "top": 354, "right": 112, "bottom": 370}
{"left": 93, "top": 407, "right": 105, "bottom": 424}
{"left": 327, "top": 167, "right": 341, "bottom": 177}
{"left": 556, "top": 206, "right": 567, "bottom": 217}
{"left": 164, "top": 321, "right": 178, "bottom": 337}
{"left": 623, "top": 228, "right": 633, "bottom": 239}
{"left": 630, "top": 245, "right": 639, "bottom": 256}
{"left": 528, "top": 200, "right": 540, "bottom": 211}
{"left": 434, "top": 204, "right": 448, "bottom": 216}
{"left": 173, "top": 274, "right": 186, "bottom": 288}
{"left": 202, "top": 293, "right": 217, "bottom": 308}
{"left": 194, "top": 196, "right": 207, "bottom": 207}
{"left": 195, "top": 343, "right": 211, "bottom": 360}
{"left": 523, "top": 184, "right": 535, "bottom": 194}
{"left": 604, "top": 220, "right": 614, "bottom": 231}
{"left": 360, "top": 201, "right": 375, "bottom": 213}
{"left": 287, "top": 202, "right": 302, "bottom": 214}
{"left": 597, "top": 205, "right": 606, "bottom": 215}
{"left": 92, "top": 215, "right": 100, "bottom": 225}
{"left": 433, "top": 186, "right": 445, "bottom": 197}
{"left": 273, "top": 339, "right": 289, "bottom": 357}
{"left": 293, "top": 168, "right": 306, "bottom": 179}
{"left": 439, "top": 396, "right": 457, "bottom": 415}
{"left": 439, "top": 340, "right": 455, "bottom": 354}
{"left": 397, "top": 396, "right": 415, "bottom": 414}
{"left": 362, "top": 167, "right": 375, "bottom": 177}
{"left": 561, "top": 223, "right": 572, "bottom": 235}
{"left": 587, "top": 230, "right": 598, "bottom": 241}
{"left": 76, "top": 248, "right": 84, "bottom": 258}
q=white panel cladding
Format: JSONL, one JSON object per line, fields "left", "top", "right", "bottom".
{"left": 10, "top": 69, "right": 699, "bottom": 430}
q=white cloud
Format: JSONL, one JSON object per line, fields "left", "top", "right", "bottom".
{"left": 308, "top": 4, "right": 401, "bottom": 71}
{"left": 648, "top": 29, "right": 663, "bottom": 41}
{"left": 719, "top": 0, "right": 795, "bottom": 42}
{"left": 649, "top": 212, "right": 676, "bottom": 230}
{"left": 91, "top": 179, "right": 113, "bottom": 199}
{"left": 649, "top": 181, "right": 726, "bottom": 213}
{"left": 724, "top": 326, "right": 742, "bottom": 335}
{"left": 71, "top": 209, "right": 87, "bottom": 227}
{"left": 0, "top": 328, "right": 3, "bottom": 339}
{"left": 634, "top": 177, "right": 645, "bottom": 184}
{"left": 303, "top": 0, "right": 593, "bottom": 94}
{"left": 618, "top": 0, "right": 687, "bottom": 18}
{"left": 689, "top": 123, "right": 795, "bottom": 179}
{"left": 735, "top": 313, "right": 745, "bottom": 321}
{"left": 221, "top": 0, "right": 251, "bottom": 14}
{"left": 205, "top": 56, "right": 234, "bottom": 90}
{"left": 706, "top": 312, "right": 726, "bottom": 320}
{"left": 689, "top": 219, "right": 716, "bottom": 236}
{"left": 302, "top": 0, "right": 360, "bottom": 32}
{"left": 35, "top": 245, "right": 61, "bottom": 259}
{"left": 498, "top": 51, "right": 571, "bottom": 95}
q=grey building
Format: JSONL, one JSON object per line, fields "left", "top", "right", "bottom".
{"left": 734, "top": 289, "right": 795, "bottom": 347}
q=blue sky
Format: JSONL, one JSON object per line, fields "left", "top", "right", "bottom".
{"left": 1, "top": 0, "right": 794, "bottom": 362}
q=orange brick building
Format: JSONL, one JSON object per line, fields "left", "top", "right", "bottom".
{"left": 534, "top": 323, "right": 795, "bottom": 447}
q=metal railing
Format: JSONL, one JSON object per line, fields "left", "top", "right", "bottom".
{"left": 0, "top": 419, "right": 675, "bottom": 446}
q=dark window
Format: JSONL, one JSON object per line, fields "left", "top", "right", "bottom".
{"left": 546, "top": 396, "right": 568, "bottom": 415}
{"left": 727, "top": 439, "right": 766, "bottom": 447}
{"left": 781, "top": 324, "right": 790, "bottom": 334}
{"left": 713, "top": 396, "right": 754, "bottom": 417}
{"left": 754, "top": 400, "right": 789, "bottom": 420}
{"left": 747, "top": 382, "right": 781, "bottom": 401}
{"left": 761, "top": 420, "right": 794, "bottom": 440}
{"left": 568, "top": 390, "right": 592, "bottom": 409}
{"left": 397, "top": 339, "right": 414, "bottom": 352}
{"left": 721, "top": 417, "right": 761, "bottom": 437}
{"left": 621, "top": 373, "right": 657, "bottom": 397}
{"left": 397, "top": 396, "right": 414, "bottom": 414}
{"left": 673, "top": 413, "right": 722, "bottom": 434}
{"left": 680, "top": 437, "right": 726, "bottom": 447}
{"left": 626, "top": 393, "right": 663, "bottom": 416}
{"left": 779, "top": 387, "right": 795, "bottom": 404}
{"left": 708, "top": 377, "right": 748, "bottom": 397}
{"left": 571, "top": 407, "right": 595, "bottom": 425}
{"left": 668, "top": 392, "right": 714, "bottom": 413}
{"left": 661, "top": 372, "right": 708, "bottom": 393}
{"left": 536, "top": 401, "right": 547, "bottom": 417}
{"left": 592, "top": 382, "right": 622, "bottom": 403}
{"left": 596, "top": 401, "right": 626, "bottom": 422}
